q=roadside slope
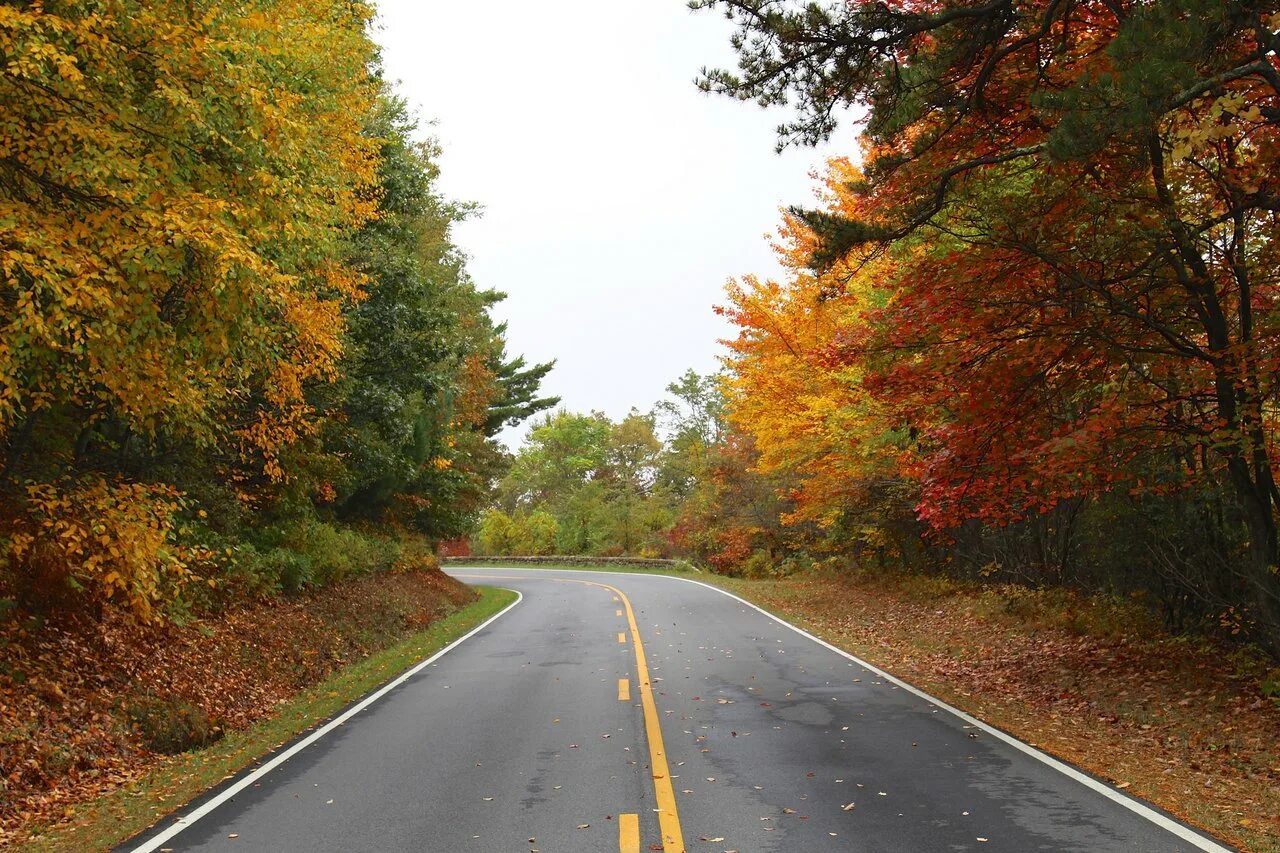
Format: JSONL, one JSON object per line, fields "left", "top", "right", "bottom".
{"left": 2, "top": 567, "right": 477, "bottom": 848}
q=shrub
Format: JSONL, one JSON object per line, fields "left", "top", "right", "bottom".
{"left": 777, "top": 553, "right": 814, "bottom": 576}
{"left": 393, "top": 538, "right": 441, "bottom": 573}
{"left": 474, "top": 508, "right": 517, "bottom": 555}
{"left": 3, "top": 478, "right": 197, "bottom": 620}
{"left": 266, "top": 549, "right": 315, "bottom": 595}
{"left": 739, "top": 550, "right": 777, "bottom": 578}
{"left": 274, "top": 519, "right": 398, "bottom": 588}
{"left": 520, "top": 510, "right": 559, "bottom": 555}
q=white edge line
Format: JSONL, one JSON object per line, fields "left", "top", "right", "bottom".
{"left": 128, "top": 588, "right": 523, "bottom": 853}
{"left": 450, "top": 566, "right": 1232, "bottom": 853}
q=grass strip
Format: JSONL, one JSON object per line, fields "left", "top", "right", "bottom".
{"left": 25, "top": 586, "right": 518, "bottom": 853}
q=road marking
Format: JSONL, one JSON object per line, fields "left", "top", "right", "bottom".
{"left": 448, "top": 567, "right": 1231, "bottom": 853}
{"left": 455, "top": 572, "right": 685, "bottom": 851}
{"left": 618, "top": 678, "right": 631, "bottom": 701}
{"left": 619, "top": 812, "right": 640, "bottom": 853}
{"left": 616, "top": 608, "right": 623, "bottom": 617}
{"left": 617, "top": 631, "right": 626, "bottom": 644}
{"left": 127, "top": 589, "right": 524, "bottom": 853}
{"left": 606, "top": 581, "right": 685, "bottom": 853}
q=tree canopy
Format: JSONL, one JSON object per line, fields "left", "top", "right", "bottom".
{"left": 691, "top": 0, "right": 1280, "bottom": 649}
{"left": 0, "top": 0, "right": 553, "bottom": 619}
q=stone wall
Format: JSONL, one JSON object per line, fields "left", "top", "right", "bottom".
{"left": 441, "top": 555, "right": 689, "bottom": 570}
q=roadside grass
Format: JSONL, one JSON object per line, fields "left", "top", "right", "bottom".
{"left": 21, "top": 586, "right": 517, "bottom": 853}
{"left": 449, "top": 561, "right": 1278, "bottom": 851}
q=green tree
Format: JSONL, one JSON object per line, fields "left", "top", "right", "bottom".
{"left": 475, "top": 508, "right": 517, "bottom": 555}
{"left": 316, "top": 94, "right": 554, "bottom": 543}
{"left": 554, "top": 481, "right": 611, "bottom": 554}
{"left": 484, "top": 345, "right": 560, "bottom": 436}
{"left": 500, "top": 411, "right": 611, "bottom": 509}
{"left": 654, "top": 370, "right": 726, "bottom": 497}
{"left": 606, "top": 411, "right": 663, "bottom": 491}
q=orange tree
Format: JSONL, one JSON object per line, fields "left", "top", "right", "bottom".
{"left": 0, "top": 2, "right": 559, "bottom": 619}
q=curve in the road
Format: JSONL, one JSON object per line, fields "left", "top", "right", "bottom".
{"left": 469, "top": 573, "right": 687, "bottom": 851}
{"left": 117, "top": 566, "right": 1235, "bottom": 853}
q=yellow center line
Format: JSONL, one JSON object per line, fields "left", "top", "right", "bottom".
{"left": 618, "top": 678, "right": 631, "bottom": 702}
{"left": 605, "top": 579, "right": 684, "bottom": 853}
{"left": 453, "top": 573, "right": 686, "bottom": 852}
{"left": 619, "top": 812, "right": 640, "bottom": 853}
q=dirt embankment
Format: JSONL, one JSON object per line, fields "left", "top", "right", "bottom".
{"left": 0, "top": 568, "right": 475, "bottom": 842}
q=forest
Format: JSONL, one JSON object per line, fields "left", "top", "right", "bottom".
{"left": 0, "top": 2, "right": 555, "bottom": 622}
{"left": 486, "top": 0, "right": 1280, "bottom": 657}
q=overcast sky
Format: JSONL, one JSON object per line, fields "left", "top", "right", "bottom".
{"left": 371, "top": 0, "right": 839, "bottom": 445}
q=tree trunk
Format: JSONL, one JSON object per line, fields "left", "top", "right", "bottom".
{"left": 1226, "top": 456, "right": 1280, "bottom": 654}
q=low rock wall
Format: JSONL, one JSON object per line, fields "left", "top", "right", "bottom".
{"left": 442, "top": 555, "right": 687, "bottom": 569}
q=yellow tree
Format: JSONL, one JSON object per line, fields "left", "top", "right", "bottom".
{"left": 0, "top": 0, "right": 380, "bottom": 615}
{"left": 719, "top": 159, "right": 911, "bottom": 560}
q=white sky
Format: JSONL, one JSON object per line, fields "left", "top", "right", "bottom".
{"left": 371, "top": 0, "right": 840, "bottom": 446}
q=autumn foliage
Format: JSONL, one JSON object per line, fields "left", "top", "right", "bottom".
{"left": 0, "top": 3, "right": 554, "bottom": 617}
{"left": 695, "top": 0, "right": 1280, "bottom": 651}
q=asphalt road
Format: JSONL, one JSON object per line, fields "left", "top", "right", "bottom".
{"left": 122, "top": 567, "right": 1231, "bottom": 853}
